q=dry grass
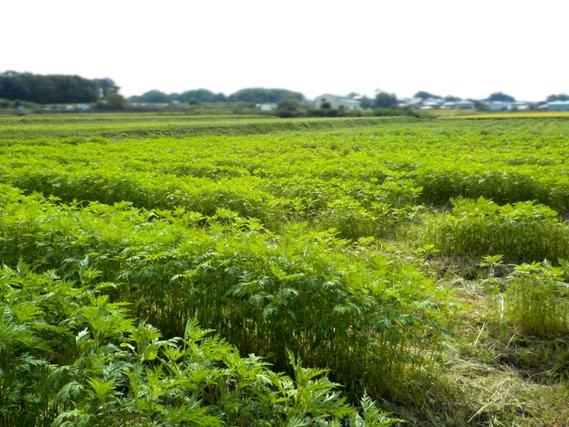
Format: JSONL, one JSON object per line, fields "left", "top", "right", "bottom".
{"left": 436, "top": 273, "right": 569, "bottom": 425}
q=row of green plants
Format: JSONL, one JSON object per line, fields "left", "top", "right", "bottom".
{"left": 0, "top": 263, "right": 397, "bottom": 426}
{"left": 2, "top": 118, "right": 568, "bottom": 214}
{"left": 2, "top": 167, "right": 422, "bottom": 239}
{"left": 427, "top": 198, "right": 569, "bottom": 263}
{"left": 414, "top": 168, "right": 568, "bottom": 212}
{"left": 0, "top": 116, "right": 402, "bottom": 139}
{"left": 0, "top": 185, "right": 451, "bottom": 405}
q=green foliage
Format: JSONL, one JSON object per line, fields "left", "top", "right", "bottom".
{"left": 129, "top": 89, "right": 170, "bottom": 103}
{"left": 2, "top": 113, "right": 569, "bottom": 424}
{"left": 373, "top": 107, "right": 419, "bottom": 117}
{"left": 95, "top": 93, "right": 127, "bottom": 111}
{"left": 0, "top": 188, "right": 449, "bottom": 405}
{"left": 129, "top": 89, "right": 226, "bottom": 104}
{"left": 503, "top": 262, "right": 569, "bottom": 337}
{"left": 178, "top": 89, "right": 225, "bottom": 103}
{"left": 414, "top": 91, "right": 441, "bottom": 100}
{"left": 428, "top": 198, "right": 569, "bottom": 262}
{"left": 486, "top": 92, "right": 516, "bottom": 102}
{"left": 314, "top": 196, "right": 417, "bottom": 240}
{"left": 416, "top": 167, "right": 568, "bottom": 211}
{"left": 0, "top": 265, "right": 398, "bottom": 425}
{"left": 0, "top": 71, "right": 117, "bottom": 104}
{"left": 546, "top": 93, "right": 569, "bottom": 102}
{"left": 373, "top": 92, "right": 397, "bottom": 108}
{"left": 228, "top": 88, "right": 305, "bottom": 104}
{"left": 276, "top": 98, "right": 301, "bottom": 118}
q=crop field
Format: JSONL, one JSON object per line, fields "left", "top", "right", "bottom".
{"left": 1, "top": 113, "right": 568, "bottom": 425}
{"left": 444, "top": 111, "right": 569, "bottom": 120}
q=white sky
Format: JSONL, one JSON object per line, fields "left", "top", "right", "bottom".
{"left": 1, "top": 0, "right": 567, "bottom": 101}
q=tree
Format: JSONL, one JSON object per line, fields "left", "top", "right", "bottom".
{"left": 0, "top": 71, "right": 117, "bottom": 104}
{"left": 131, "top": 90, "right": 171, "bottom": 103}
{"left": 373, "top": 92, "right": 397, "bottom": 108}
{"left": 276, "top": 98, "right": 300, "bottom": 118}
{"left": 546, "top": 94, "right": 569, "bottom": 102}
{"left": 486, "top": 92, "right": 515, "bottom": 102}
{"left": 93, "top": 78, "right": 119, "bottom": 98}
{"left": 472, "top": 100, "right": 488, "bottom": 111}
{"left": 359, "top": 96, "right": 373, "bottom": 109}
{"left": 177, "top": 89, "right": 217, "bottom": 103}
{"left": 96, "top": 93, "right": 126, "bottom": 111}
{"left": 228, "top": 88, "right": 305, "bottom": 104}
{"left": 414, "top": 91, "right": 440, "bottom": 100}
{"left": 213, "top": 92, "right": 226, "bottom": 102}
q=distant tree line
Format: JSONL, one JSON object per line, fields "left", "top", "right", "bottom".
{"left": 0, "top": 71, "right": 118, "bottom": 104}
{"left": 2, "top": 71, "right": 567, "bottom": 111}
{"left": 486, "top": 92, "right": 516, "bottom": 102}
{"left": 129, "top": 89, "right": 226, "bottom": 104}
{"left": 546, "top": 94, "right": 569, "bottom": 102}
{"left": 129, "top": 88, "right": 305, "bottom": 105}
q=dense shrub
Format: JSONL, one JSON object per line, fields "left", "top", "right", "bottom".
{"left": 7, "top": 170, "right": 284, "bottom": 228}
{"left": 428, "top": 198, "right": 569, "bottom": 262}
{"left": 315, "top": 197, "right": 416, "bottom": 240}
{"left": 503, "top": 263, "right": 569, "bottom": 337}
{"left": 0, "top": 188, "right": 449, "bottom": 404}
{"left": 416, "top": 169, "right": 569, "bottom": 213}
{"left": 0, "top": 265, "right": 397, "bottom": 426}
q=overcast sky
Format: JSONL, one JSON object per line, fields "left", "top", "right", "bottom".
{"left": 2, "top": 0, "right": 567, "bottom": 101}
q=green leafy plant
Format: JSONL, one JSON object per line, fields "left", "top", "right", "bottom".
{"left": 0, "top": 265, "right": 398, "bottom": 426}
{"left": 503, "top": 262, "right": 569, "bottom": 337}
{"left": 427, "top": 198, "right": 569, "bottom": 263}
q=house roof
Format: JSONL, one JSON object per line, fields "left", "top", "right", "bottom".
{"left": 314, "top": 94, "right": 360, "bottom": 103}
{"left": 547, "top": 100, "right": 569, "bottom": 106}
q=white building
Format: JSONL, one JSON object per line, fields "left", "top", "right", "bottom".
{"left": 399, "top": 97, "right": 423, "bottom": 108}
{"left": 455, "top": 100, "right": 475, "bottom": 109}
{"left": 487, "top": 101, "right": 512, "bottom": 111}
{"left": 313, "top": 94, "right": 361, "bottom": 110}
{"left": 255, "top": 103, "right": 277, "bottom": 111}
{"left": 543, "top": 101, "right": 569, "bottom": 111}
{"left": 512, "top": 101, "right": 530, "bottom": 111}
{"left": 441, "top": 101, "right": 456, "bottom": 109}
{"left": 422, "top": 98, "right": 445, "bottom": 109}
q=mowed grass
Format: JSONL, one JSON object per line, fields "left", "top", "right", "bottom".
{"left": 0, "top": 113, "right": 568, "bottom": 425}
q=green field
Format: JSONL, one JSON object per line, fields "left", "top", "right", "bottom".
{"left": 444, "top": 111, "right": 569, "bottom": 120}
{"left": 1, "top": 113, "right": 568, "bottom": 425}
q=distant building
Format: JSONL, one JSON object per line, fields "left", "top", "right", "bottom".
{"left": 397, "top": 97, "right": 422, "bottom": 108}
{"left": 487, "top": 101, "right": 512, "bottom": 111}
{"left": 512, "top": 101, "right": 530, "bottom": 111}
{"left": 543, "top": 100, "right": 569, "bottom": 111}
{"left": 256, "top": 103, "right": 277, "bottom": 111}
{"left": 422, "top": 98, "right": 444, "bottom": 109}
{"left": 441, "top": 101, "right": 456, "bottom": 109}
{"left": 75, "top": 104, "right": 91, "bottom": 112}
{"left": 62, "top": 103, "right": 92, "bottom": 112}
{"left": 408, "top": 98, "right": 424, "bottom": 108}
{"left": 455, "top": 100, "right": 475, "bottom": 109}
{"left": 313, "top": 94, "right": 361, "bottom": 110}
